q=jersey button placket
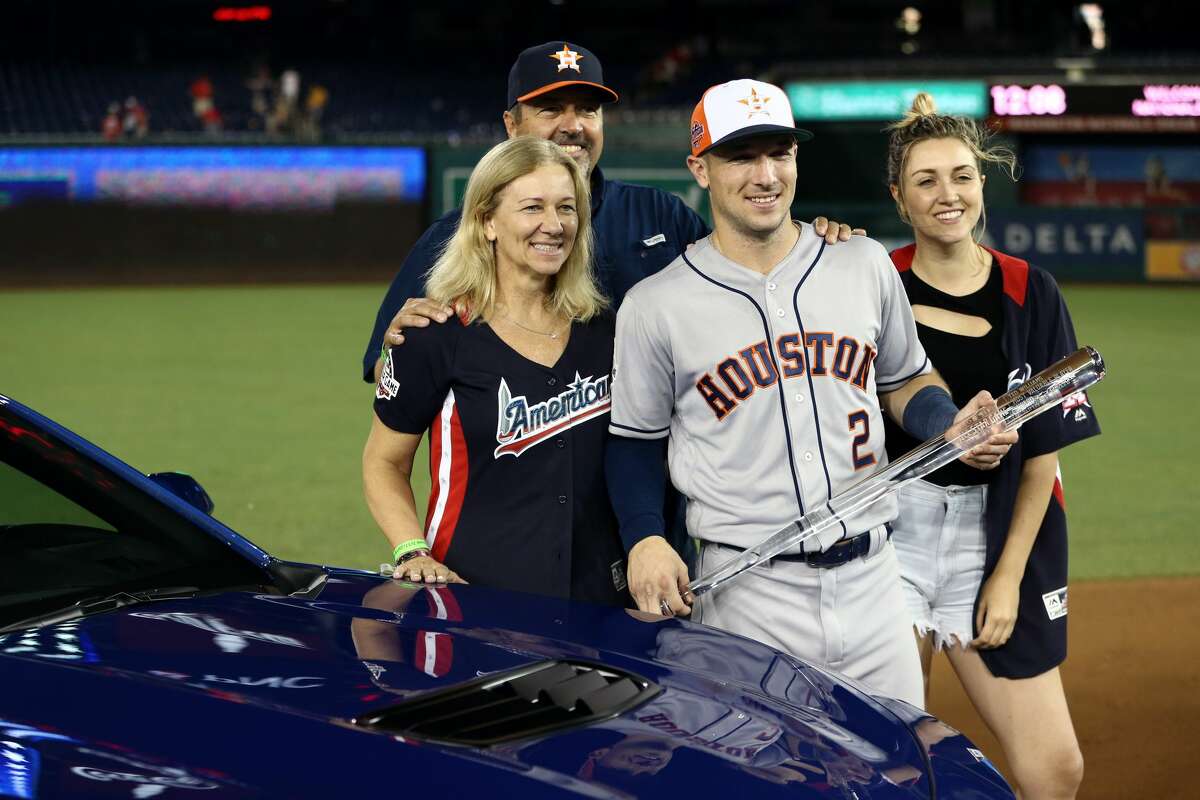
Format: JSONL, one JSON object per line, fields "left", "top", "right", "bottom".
{"left": 768, "top": 287, "right": 816, "bottom": 501}
{"left": 765, "top": 288, "right": 807, "bottom": 501}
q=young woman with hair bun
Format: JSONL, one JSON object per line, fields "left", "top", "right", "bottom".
{"left": 883, "top": 92, "right": 1101, "bottom": 799}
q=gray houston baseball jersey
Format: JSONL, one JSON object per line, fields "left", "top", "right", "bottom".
{"left": 609, "top": 224, "right": 931, "bottom": 552}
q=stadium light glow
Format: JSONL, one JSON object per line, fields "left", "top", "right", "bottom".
{"left": 1078, "top": 3, "right": 1107, "bottom": 50}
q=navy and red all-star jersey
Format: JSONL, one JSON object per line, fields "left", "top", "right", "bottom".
{"left": 892, "top": 245, "right": 1102, "bottom": 679}
{"left": 373, "top": 311, "right": 629, "bottom": 607}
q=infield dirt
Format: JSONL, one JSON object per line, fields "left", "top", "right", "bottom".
{"left": 928, "top": 576, "right": 1200, "bottom": 799}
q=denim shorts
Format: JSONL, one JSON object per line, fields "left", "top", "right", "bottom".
{"left": 891, "top": 478, "right": 988, "bottom": 651}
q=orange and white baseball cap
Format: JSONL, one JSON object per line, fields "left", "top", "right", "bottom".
{"left": 689, "top": 79, "right": 813, "bottom": 157}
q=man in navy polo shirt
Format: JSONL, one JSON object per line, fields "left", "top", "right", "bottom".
{"left": 361, "top": 41, "right": 856, "bottom": 383}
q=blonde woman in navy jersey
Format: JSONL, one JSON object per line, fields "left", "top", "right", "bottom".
{"left": 883, "top": 94, "right": 1100, "bottom": 799}
{"left": 363, "top": 136, "right": 629, "bottom": 608}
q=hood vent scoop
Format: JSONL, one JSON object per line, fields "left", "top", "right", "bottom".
{"left": 355, "top": 659, "right": 660, "bottom": 745}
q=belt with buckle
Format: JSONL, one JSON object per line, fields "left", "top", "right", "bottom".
{"left": 707, "top": 524, "right": 889, "bottom": 570}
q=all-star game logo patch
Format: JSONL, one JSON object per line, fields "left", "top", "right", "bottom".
{"left": 1042, "top": 586, "right": 1068, "bottom": 621}
{"left": 376, "top": 347, "right": 400, "bottom": 400}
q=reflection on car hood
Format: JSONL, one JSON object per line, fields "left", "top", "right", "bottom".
{"left": 0, "top": 571, "right": 1009, "bottom": 798}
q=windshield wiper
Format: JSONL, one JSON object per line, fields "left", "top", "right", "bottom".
{"left": 0, "top": 586, "right": 200, "bottom": 634}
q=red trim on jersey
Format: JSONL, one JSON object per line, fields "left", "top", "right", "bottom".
{"left": 890, "top": 243, "right": 917, "bottom": 272}
{"left": 982, "top": 246, "right": 1030, "bottom": 307}
{"left": 414, "top": 631, "right": 453, "bottom": 678}
{"left": 424, "top": 586, "right": 464, "bottom": 621}
{"left": 888, "top": 243, "right": 1030, "bottom": 306}
{"left": 1052, "top": 476, "right": 1065, "bottom": 510}
{"left": 424, "top": 397, "right": 469, "bottom": 563}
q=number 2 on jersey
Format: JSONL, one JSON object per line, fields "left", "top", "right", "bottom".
{"left": 848, "top": 410, "right": 876, "bottom": 470}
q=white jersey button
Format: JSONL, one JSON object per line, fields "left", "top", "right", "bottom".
{"left": 795, "top": 393, "right": 806, "bottom": 403}
{"left": 776, "top": 308, "right": 785, "bottom": 317}
{"left": 767, "top": 282, "right": 777, "bottom": 291}
{"left": 803, "top": 452, "right": 814, "bottom": 462}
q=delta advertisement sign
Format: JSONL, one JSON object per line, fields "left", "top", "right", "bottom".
{"left": 983, "top": 209, "right": 1144, "bottom": 281}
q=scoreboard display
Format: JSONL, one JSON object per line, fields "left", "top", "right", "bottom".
{"left": 989, "top": 83, "right": 1200, "bottom": 132}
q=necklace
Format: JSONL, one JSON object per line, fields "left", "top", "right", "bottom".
{"left": 497, "top": 311, "right": 567, "bottom": 339}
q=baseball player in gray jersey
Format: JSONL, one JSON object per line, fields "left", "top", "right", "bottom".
{"left": 605, "top": 79, "right": 1015, "bottom": 707}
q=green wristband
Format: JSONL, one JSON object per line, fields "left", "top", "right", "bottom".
{"left": 392, "top": 539, "right": 430, "bottom": 563}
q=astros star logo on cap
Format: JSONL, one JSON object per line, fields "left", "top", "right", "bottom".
{"left": 508, "top": 41, "right": 619, "bottom": 107}
{"left": 738, "top": 87, "right": 771, "bottom": 118}
{"left": 550, "top": 44, "right": 583, "bottom": 73}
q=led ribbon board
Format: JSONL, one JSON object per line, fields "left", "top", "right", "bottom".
{"left": 785, "top": 81, "right": 988, "bottom": 121}
{"left": 0, "top": 146, "right": 426, "bottom": 209}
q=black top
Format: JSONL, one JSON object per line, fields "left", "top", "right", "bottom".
{"left": 373, "top": 312, "right": 629, "bottom": 607}
{"left": 892, "top": 244, "right": 1101, "bottom": 679}
{"left": 884, "top": 264, "right": 1008, "bottom": 487}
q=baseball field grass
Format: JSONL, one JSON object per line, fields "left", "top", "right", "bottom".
{"left": 1, "top": 282, "right": 1195, "bottom": 579}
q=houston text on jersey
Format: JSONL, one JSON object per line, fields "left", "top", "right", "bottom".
{"left": 696, "top": 331, "right": 877, "bottom": 421}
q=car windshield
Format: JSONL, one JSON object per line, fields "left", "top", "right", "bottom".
{"left": 0, "top": 404, "right": 271, "bottom": 629}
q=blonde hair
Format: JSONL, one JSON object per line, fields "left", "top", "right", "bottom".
{"left": 885, "top": 92, "right": 1018, "bottom": 235}
{"left": 425, "top": 136, "right": 607, "bottom": 323}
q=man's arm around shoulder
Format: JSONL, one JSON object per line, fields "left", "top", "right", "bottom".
{"left": 362, "top": 210, "right": 459, "bottom": 383}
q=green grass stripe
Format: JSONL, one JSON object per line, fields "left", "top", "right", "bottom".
{"left": 1, "top": 283, "right": 1196, "bottom": 579}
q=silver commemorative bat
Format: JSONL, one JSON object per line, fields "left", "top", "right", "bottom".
{"left": 687, "top": 346, "right": 1106, "bottom": 598}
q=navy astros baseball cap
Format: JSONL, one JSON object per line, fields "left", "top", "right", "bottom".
{"left": 507, "top": 41, "right": 620, "bottom": 109}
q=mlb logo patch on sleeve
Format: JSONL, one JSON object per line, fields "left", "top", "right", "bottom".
{"left": 1061, "top": 390, "right": 1091, "bottom": 422}
{"left": 1042, "top": 586, "right": 1068, "bottom": 620}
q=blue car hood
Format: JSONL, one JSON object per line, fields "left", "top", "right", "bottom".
{"left": 0, "top": 571, "right": 1008, "bottom": 798}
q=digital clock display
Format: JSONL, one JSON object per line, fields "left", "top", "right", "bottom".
{"left": 990, "top": 84, "right": 1068, "bottom": 116}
